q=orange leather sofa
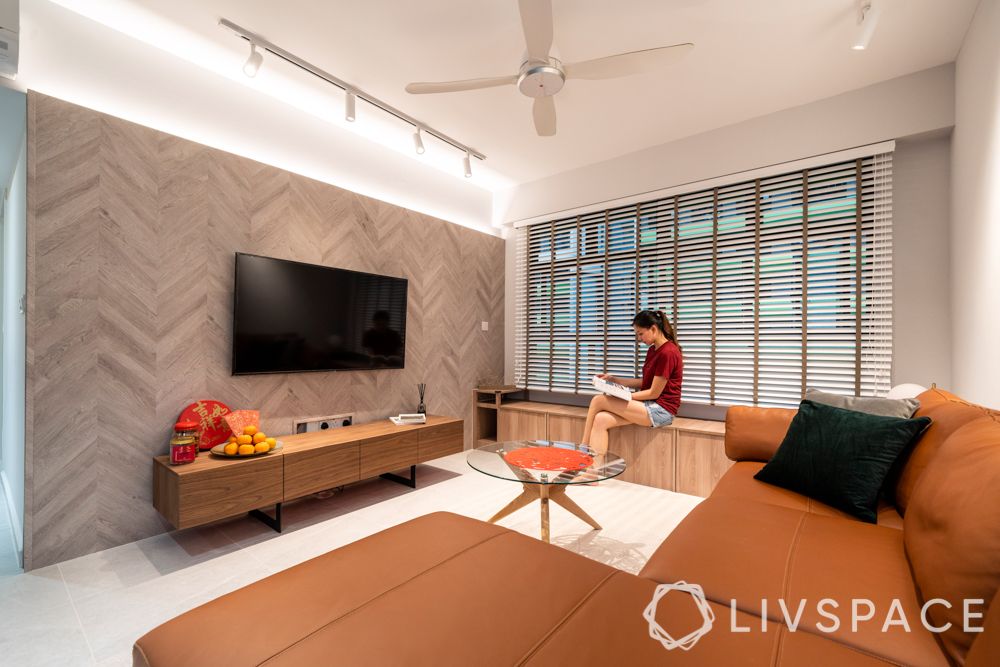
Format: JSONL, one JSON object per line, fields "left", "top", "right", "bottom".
{"left": 134, "top": 387, "right": 1000, "bottom": 666}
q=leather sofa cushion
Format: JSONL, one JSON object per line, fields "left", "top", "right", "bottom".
{"left": 640, "top": 497, "right": 949, "bottom": 667}
{"left": 528, "top": 569, "right": 915, "bottom": 666}
{"left": 895, "top": 388, "right": 997, "bottom": 514}
{"left": 966, "top": 588, "right": 1000, "bottom": 667}
{"left": 904, "top": 415, "right": 1000, "bottom": 665}
{"left": 524, "top": 571, "right": 782, "bottom": 665}
{"left": 724, "top": 406, "right": 797, "bottom": 462}
{"left": 134, "top": 512, "right": 615, "bottom": 667}
{"left": 713, "top": 461, "right": 904, "bottom": 529}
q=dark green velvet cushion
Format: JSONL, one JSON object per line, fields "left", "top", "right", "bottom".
{"left": 754, "top": 400, "right": 931, "bottom": 523}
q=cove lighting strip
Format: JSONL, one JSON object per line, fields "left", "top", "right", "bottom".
{"left": 219, "top": 18, "right": 486, "bottom": 164}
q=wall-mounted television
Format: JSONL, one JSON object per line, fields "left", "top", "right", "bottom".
{"left": 232, "top": 253, "right": 407, "bottom": 375}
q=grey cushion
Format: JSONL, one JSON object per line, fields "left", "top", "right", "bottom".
{"left": 804, "top": 388, "right": 919, "bottom": 419}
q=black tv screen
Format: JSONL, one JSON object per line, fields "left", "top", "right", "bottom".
{"left": 232, "top": 253, "right": 407, "bottom": 375}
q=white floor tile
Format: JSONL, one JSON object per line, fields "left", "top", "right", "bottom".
{"left": 0, "top": 451, "right": 700, "bottom": 666}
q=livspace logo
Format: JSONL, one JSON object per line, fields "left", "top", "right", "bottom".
{"left": 644, "top": 582, "right": 986, "bottom": 652}
{"left": 642, "top": 582, "right": 715, "bottom": 651}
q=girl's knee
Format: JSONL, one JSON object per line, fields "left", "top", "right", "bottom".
{"left": 594, "top": 411, "right": 616, "bottom": 430}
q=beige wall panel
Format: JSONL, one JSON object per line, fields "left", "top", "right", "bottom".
{"left": 24, "top": 92, "right": 505, "bottom": 569}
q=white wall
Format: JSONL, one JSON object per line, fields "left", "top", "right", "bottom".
{"left": 498, "top": 65, "right": 955, "bottom": 225}
{"left": 892, "top": 132, "right": 952, "bottom": 389}
{"left": 952, "top": 0, "right": 1000, "bottom": 408}
{"left": 504, "top": 71, "right": 957, "bottom": 393}
{"left": 1, "top": 136, "right": 26, "bottom": 557}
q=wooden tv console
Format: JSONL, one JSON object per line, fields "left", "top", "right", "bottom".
{"left": 152, "top": 415, "right": 463, "bottom": 532}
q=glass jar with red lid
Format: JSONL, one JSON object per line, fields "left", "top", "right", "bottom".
{"left": 169, "top": 420, "right": 200, "bottom": 465}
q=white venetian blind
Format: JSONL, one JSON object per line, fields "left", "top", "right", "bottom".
{"left": 515, "top": 153, "right": 893, "bottom": 408}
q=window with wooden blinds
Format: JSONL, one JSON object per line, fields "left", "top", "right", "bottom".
{"left": 514, "top": 154, "right": 893, "bottom": 408}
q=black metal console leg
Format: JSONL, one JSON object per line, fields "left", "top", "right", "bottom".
{"left": 249, "top": 502, "right": 282, "bottom": 532}
{"left": 380, "top": 465, "right": 417, "bottom": 489}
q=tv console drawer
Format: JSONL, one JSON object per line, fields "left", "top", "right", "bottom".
{"left": 284, "top": 443, "right": 360, "bottom": 500}
{"left": 153, "top": 455, "right": 283, "bottom": 530}
{"left": 418, "top": 421, "right": 464, "bottom": 462}
{"left": 359, "top": 432, "right": 419, "bottom": 478}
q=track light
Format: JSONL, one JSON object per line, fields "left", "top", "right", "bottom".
{"left": 852, "top": 0, "right": 882, "bottom": 51}
{"left": 242, "top": 42, "right": 263, "bottom": 77}
{"left": 345, "top": 91, "right": 356, "bottom": 122}
{"left": 221, "top": 19, "right": 484, "bottom": 172}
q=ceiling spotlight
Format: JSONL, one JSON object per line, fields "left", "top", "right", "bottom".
{"left": 852, "top": 0, "right": 882, "bottom": 51}
{"left": 345, "top": 91, "right": 356, "bottom": 122}
{"left": 242, "top": 42, "right": 263, "bottom": 77}
{"left": 412, "top": 128, "right": 425, "bottom": 154}
{"left": 463, "top": 151, "right": 472, "bottom": 178}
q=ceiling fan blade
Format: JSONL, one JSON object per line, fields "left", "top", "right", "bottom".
{"left": 532, "top": 96, "right": 556, "bottom": 136}
{"left": 564, "top": 43, "right": 694, "bottom": 80}
{"left": 518, "top": 0, "right": 554, "bottom": 62}
{"left": 405, "top": 75, "right": 518, "bottom": 94}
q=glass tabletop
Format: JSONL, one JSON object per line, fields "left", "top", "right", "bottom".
{"left": 467, "top": 440, "right": 626, "bottom": 485}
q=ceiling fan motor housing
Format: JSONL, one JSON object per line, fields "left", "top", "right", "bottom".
{"left": 517, "top": 59, "right": 565, "bottom": 97}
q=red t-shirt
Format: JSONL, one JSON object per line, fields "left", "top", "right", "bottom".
{"left": 641, "top": 341, "right": 683, "bottom": 416}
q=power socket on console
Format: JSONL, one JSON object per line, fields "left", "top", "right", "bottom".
{"left": 294, "top": 413, "right": 354, "bottom": 434}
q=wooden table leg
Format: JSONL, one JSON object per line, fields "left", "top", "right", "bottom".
{"left": 549, "top": 485, "right": 602, "bottom": 530}
{"left": 487, "top": 484, "right": 540, "bottom": 524}
{"left": 540, "top": 484, "right": 550, "bottom": 543}
{"left": 487, "top": 483, "right": 599, "bottom": 543}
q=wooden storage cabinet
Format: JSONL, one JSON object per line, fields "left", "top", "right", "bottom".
{"left": 283, "top": 443, "right": 360, "bottom": 500}
{"left": 153, "top": 454, "right": 282, "bottom": 530}
{"left": 472, "top": 387, "right": 520, "bottom": 446}
{"left": 674, "top": 431, "right": 734, "bottom": 497}
{"left": 153, "top": 415, "right": 463, "bottom": 530}
{"left": 418, "top": 421, "right": 463, "bottom": 462}
{"left": 497, "top": 409, "right": 547, "bottom": 441}
{"left": 547, "top": 415, "right": 585, "bottom": 443}
{"left": 360, "top": 432, "right": 419, "bottom": 478}
{"left": 613, "top": 428, "right": 675, "bottom": 490}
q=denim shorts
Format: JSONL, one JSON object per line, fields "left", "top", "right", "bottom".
{"left": 643, "top": 401, "right": 675, "bottom": 428}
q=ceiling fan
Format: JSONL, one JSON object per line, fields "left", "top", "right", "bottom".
{"left": 404, "top": 0, "right": 694, "bottom": 137}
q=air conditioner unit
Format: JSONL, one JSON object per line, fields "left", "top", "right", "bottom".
{"left": 0, "top": 0, "right": 19, "bottom": 80}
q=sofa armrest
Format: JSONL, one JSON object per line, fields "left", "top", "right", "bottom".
{"left": 724, "top": 406, "right": 797, "bottom": 462}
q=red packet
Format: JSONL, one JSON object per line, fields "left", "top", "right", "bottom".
{"left": 225, "top": 410, "right": 261, "bottom": 437}
{"left": 178, "top": 400, "right": 232, "bottom": 450}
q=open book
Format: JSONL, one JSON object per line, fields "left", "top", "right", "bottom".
{"left": 592, "top": 376, "right": 633, "bottom": 401}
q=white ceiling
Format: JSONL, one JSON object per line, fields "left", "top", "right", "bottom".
{"left": 45, "top": 0, "right": 981, "bottom": 188}
{"left": 105, "top": 0, "right": 980, "bottom": 185}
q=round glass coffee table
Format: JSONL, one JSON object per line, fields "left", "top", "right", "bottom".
{"left": 467, "top": 440, "right": 626, "bottom": 543}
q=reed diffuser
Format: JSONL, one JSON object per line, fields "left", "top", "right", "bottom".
{"left": 417, "top": 383, "right": 426, "bottom": 414}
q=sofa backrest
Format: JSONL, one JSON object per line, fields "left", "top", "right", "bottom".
{"left": 895, "top": 388, "right": 998, "bottom": 514}
{"left": 904, "top": 411, "right": 1000, "bottom": 665}
{"left": 966, "top": 587, "right": 1000, "bottom": 667}
{"left": 723, "top": 406, "right": 796, "bottom": 462}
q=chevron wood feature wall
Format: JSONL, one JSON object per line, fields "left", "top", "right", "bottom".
{"left": 24, "top": 92, "right": 504, "bottom": 570}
